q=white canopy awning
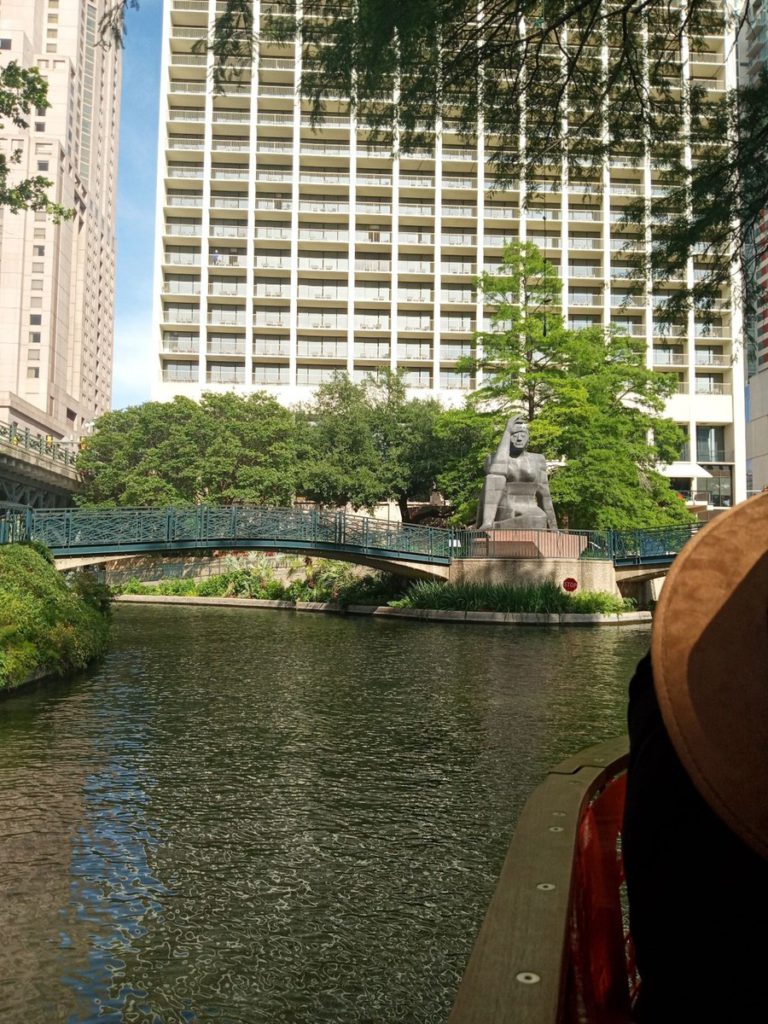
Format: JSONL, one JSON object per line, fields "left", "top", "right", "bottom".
{"left": 658, "top": 461, "right": 713, "bottom": 479}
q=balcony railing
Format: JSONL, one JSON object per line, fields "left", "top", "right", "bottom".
{"left": 207, "top": 339, "right": 246, "bottom": 356}
{"left": 653, "top": 352, "right": 687, "bottom": 366}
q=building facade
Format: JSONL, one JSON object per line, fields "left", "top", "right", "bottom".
{"left": 742, "top": 0, "right": 768, "bottom": 492}
{"left": 0, "top": 0, "right": 120, "bottom": 441}
{"left": 153, "top": 0, "right": 746, "bottom": 509}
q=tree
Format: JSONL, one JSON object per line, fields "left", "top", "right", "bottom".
{"left": 432, "top": 406, "right": 498, "bottom": 524}
{"left": 469, "top": 242, "right": 693, "bottom": 529}
{"left": 76, "top": 393, "right": 297, "bottom": 507}
{"left": 470, "top": 242, "right": 566, "bottom": 422}
{"left": 0, "top": 63, "right": 71, "bottom": 219}
{"left": 195, "top": 391, "right": 298, "bottom": 504}
{"left": 296, "top": 371, "right": 445, "bottom": 519}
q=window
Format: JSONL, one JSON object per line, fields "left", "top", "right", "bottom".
{"left": 697, "top": 426, "right": 726, "bottom": 463}
{"left": 253, "top": 365, "right": 289, "bottom": 385}
{"left": 30, "top": 315, "right": 42, "bottom": 325}
{"left": 33, "top": 246, "right": 45, "bottom": 257}
{"left": 163, "top": 361, "right": 198, "bottom": 383}
{"left": 32, "top": 263, "right": 44, "bottom": 274}
{"left": 35, "top": 122, "right": 45, "bottom": 132}
{"left": 31, "top": 279, "right": 43, "bottom": 291}
{"left": 37, "top": 161, "right": 49, "bottom": 172}
{"left": 29, "top": 332, "right": 41, "bottom": 344}
{"left": 0, "top": 39, "right": 11, "bottom": 50}
{"left": 28, "top": 350, "right": 40, "bottom": 361}
{"left": 27, "top": 367, "right": 40, "bottom": 379}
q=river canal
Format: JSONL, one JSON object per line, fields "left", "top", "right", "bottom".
{"left": 0, "top": 605, "right": 649, "bottom": 1024}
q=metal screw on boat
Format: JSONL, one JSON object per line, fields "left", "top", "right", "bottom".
{"left": 515, "top": 972, "right": 541, "bottom": 985}
{"left": 549, "top": 825, "right": 564, "bottom": 832}
{"left": 536, "top": 882, "right": 556, "bottom": 891}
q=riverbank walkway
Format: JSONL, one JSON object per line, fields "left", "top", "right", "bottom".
{"left": 0, "top": 504, "right": 697, "bottom": 570}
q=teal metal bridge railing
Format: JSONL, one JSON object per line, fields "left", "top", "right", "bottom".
{"left": 0, "top": 422, "right": 79, "bottom": 469}
{"left": 450, "top": 523, "right": 698, "bottom": 566}
{"left": 0, "top": 505, "right": 455, "bottom": 565}
{"left": 0, "top": 504, "right": 699, "bottom": 568}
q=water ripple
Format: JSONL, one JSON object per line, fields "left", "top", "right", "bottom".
{"left": 0, "top": 606, "right": 649, "bottom": 1023}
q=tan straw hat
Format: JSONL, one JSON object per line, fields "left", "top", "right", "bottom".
{"left": 651, "top": 491, "right": 768, "bottom": 859}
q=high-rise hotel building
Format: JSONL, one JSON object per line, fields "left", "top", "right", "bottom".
{"left": 742, "top": 0, "right": 768, "bottom": 491}
{"left": 0, "top": 0, "right": 120, "bottom": 440}
{"left": 153, "top": 0, "right": 746, "bottom": 509}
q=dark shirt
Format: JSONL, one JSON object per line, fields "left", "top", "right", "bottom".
{"left": 622, "top": 653, "right": 768, "bottom": 1022}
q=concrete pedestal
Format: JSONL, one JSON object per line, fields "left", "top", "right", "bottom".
{"left": 448, "top": 556, "right": 619, "bottom": 596}
{"left": 468, "top": 530, "right": 588, "bottom": 560}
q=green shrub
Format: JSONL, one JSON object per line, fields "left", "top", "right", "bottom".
{"left": 264, "top": 578, "right": 287, "bottom": 600}
{"left": 67, "top": 571, "right": 113, "bottom": 615}
{"left": 154, "top": 578, "right": 198, "bottom": 596}
{"left": 390, "top": 580, "right": 633, "bottom": 615}
{"left": 20, "top": 539, "right": 55, "bottom": 565}
{"left": 0, "top": 545, "right": 111, "bottom": 691}
{"left": 117, "top": 577, "right": 154, "bottom": 595}
{"left": 196, "top": 574, "right": 232, "bottom": 597}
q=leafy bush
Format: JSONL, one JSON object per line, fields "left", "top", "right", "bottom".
{"left": 67, "top": 571, "right": 113, "bottom": 615}
{"left": 196, "top": 574, "right": 232, "bottom": 597}
{"left": 20, "top": 539, "right": 55, "bottom": 565}
{"left": 0, "top": 546, "right": 111, "bottom": 691}
{"left": 390, "top": 580, "right": 633, "bottom": 615}
{"left": 153, "top": 578, "right": 198, "bottom": 596}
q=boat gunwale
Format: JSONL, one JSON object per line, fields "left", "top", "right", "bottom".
{"left": 448, "top": 735, "right": 629, "bottom": 1024}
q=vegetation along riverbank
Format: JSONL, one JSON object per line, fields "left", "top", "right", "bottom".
{"left": 0, "top": 544, "right": 111, "bottom": 693}
{"left": 111, "top": 558, "right": 634, "bottom": 616}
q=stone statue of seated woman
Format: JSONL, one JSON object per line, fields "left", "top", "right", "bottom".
{"left": 476, "top": 417, "right": 558, "bottom": 532}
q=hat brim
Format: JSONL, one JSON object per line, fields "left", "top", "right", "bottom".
{"left": 651, "top": 491, "right": 768, "bottom": 859}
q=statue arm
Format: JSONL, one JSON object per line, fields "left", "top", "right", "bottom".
{"left": 477, "top": 421, "right": 514, "bottom": 529}
{"left": 484, "top": 418, "right": 516, "bottom": 474}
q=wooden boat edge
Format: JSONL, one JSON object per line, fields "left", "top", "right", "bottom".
{"left": 448, "top": 735, "right": 630, "bottom": 1024}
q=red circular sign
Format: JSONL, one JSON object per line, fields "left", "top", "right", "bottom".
{"left": 562, "top": 577, "right": 578, "bottom": 593}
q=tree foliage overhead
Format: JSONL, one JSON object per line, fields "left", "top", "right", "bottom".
{"left": 100, "top": 1, "right": 767, "bottom": 312}
{"left": 0, "top": 62, "right": 72, "bottom": 219}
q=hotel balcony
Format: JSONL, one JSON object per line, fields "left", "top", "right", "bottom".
{"left": 254, "top": 337, "right": 290, "bottom": 358}
{"left": 253, "top": 365, "right": 290, "bottom": 385}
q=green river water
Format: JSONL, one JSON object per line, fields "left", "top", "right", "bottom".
{"left": 0, "top": 605, "right": 649, "bottom": 1024}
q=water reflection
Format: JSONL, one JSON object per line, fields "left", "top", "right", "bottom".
{"left": 0, "top": 606, "right": 649, "bottom": 1023}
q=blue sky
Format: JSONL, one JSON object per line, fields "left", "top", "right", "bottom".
{"left": 112, "top": 0, "right": 163, "bottom": 410}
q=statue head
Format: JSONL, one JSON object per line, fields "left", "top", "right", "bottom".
{"left": 508, "top": 417, "right": 529, "bottom": 454}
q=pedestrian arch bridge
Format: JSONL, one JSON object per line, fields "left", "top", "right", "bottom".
{"left": 0, "top": 504, "right": 698, "bottom": 578}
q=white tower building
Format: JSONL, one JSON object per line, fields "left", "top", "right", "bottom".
{"left": 152, "top": 0, "right": 746, "bottom": 509}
